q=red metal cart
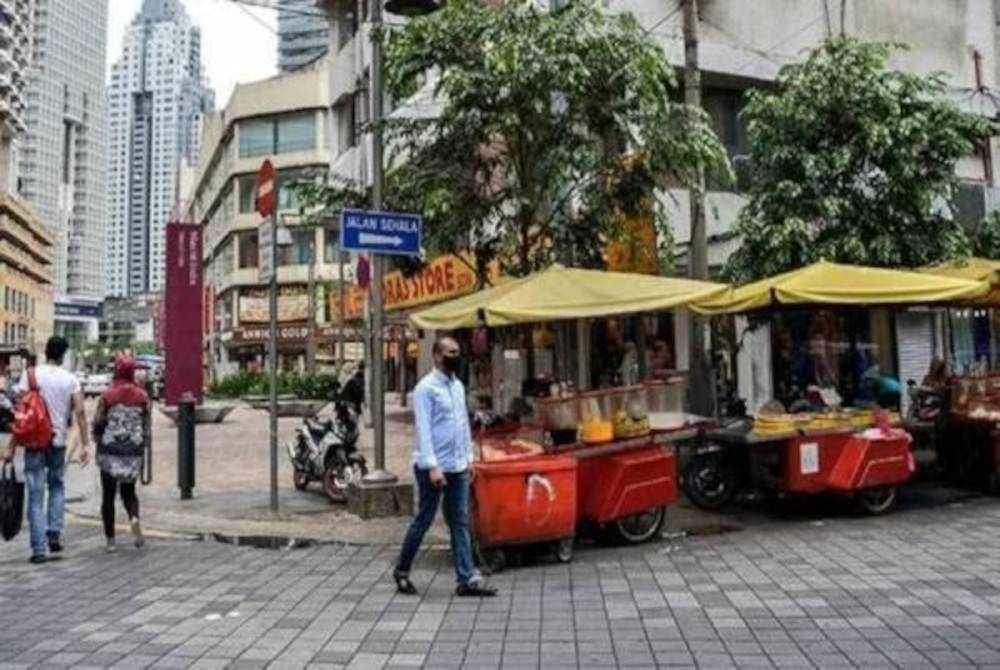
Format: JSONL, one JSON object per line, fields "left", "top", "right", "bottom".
{"left": 472, "top": 425, "right": 694, "bottom": 570}
{"left": 687, "top": 425, "right": 915, "bottom": 514}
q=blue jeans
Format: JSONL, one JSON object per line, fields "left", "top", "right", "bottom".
{"left": 24, "top": 446, "right": 66, "bottom": 557}
{"left": 396, "top": 467, "right": 478, "bottom": 585}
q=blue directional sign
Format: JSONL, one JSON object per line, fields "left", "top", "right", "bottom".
{"left": 340, "top": 208, "right": 423, "bottom": 257}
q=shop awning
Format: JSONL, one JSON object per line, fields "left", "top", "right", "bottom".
{"left": 692, "top": 261, "right": 987, "bottom": 315}
{"left": 409, "top": 265, "right": 727, "bottom": 329}
{"left": 921, "top": 257, "right": 1000, "bottom": 305}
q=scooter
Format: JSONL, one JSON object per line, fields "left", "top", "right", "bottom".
{"left": 287, "top": 386, "right": 368, "bottom": 503}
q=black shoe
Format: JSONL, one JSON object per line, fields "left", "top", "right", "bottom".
{"left": 29, "top": 554, "right": 47, "bottom": 565}
{"left": 456, "top": 581, "right": 497, "bottom": 597}
{"left": 393, "top": 570, "right": 418, "bottom": 596}
{"left": 48, "top": 537, "right": 63, "bottom": 554}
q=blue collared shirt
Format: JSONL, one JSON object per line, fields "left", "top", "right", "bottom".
{"left": 412, "top": 369, "right": 473, "bottom": 472}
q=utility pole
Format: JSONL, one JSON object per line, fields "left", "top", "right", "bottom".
{"left": 683, "top": 0, "right": 713, "bottom": 416}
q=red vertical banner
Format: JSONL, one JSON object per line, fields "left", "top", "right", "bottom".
{"left": 165, "top": 222, "right": 204, "bottom": 405}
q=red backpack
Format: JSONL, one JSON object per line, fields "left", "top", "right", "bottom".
{"left": 12, "top": 369, "right": 53, "bottom": 450}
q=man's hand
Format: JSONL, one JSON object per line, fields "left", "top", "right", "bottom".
{"left": 1, "top": 445, "right": 13, "bottom": 463}
{"left": 429, "top": 467, "right": 445, "bottom": 489}
{"left": 78, "top": 444, "right": 91, "bottom": 467}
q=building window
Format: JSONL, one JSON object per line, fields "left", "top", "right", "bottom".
{"left": 238, "top": 174, "right": 257, "bottom": 213}
{"left": 324, "top": 226, "right": 341, "bottom": 264}
{"left": 238, "top": 230, "right": 259, "bottom": 269}
{"left": 238, "top": 112, "right": 317, "bottom": 158}
{"left": 335, "top": 97, "right": 357, "bottom": 156}
{"left": 279, "top": 229, "right": 314, "bottom": 266}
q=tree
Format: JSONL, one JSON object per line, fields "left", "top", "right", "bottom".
{"left": 381, "top": 0, "right": 726, "bottom": 283}
{"left": 973, "top": 210, "right": 1000, "bottom": 259}
{"left": 725, "top": 37, "right": 994, "bottom": 283}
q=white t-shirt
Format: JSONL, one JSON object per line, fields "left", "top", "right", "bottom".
{"left": 17, "top": 364, "right": 81, "bottom": 447}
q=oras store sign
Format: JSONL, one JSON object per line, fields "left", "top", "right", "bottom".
{"left": 332, "top": 254, "right": 486, "bottom": 323}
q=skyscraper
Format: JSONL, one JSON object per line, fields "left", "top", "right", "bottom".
{"left": 19, "top": 0, "right": 108, "bottom": 308}
{"left": 277, "top": 0, "right": 329, "bottom": 73}
{"left": 107, "top": 0, "right": 214, "bottom": 298}
{"left": 0, "top": 0, "right": 34, "bottom": 190}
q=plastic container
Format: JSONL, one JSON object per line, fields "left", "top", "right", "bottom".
{"left": 472, "top": 455, "right": 578, "bottom": 547}
{"left": 612, "top": 386, "right": 650, "bottom": 439}
{"left": 645, "top": 378, "right": 686, "bottom": 414}
{"left": 578, "top": 391, "right": 614, "bottom": 444}
{"left": 536, "top": 396, "right": 579, "bottom": 431}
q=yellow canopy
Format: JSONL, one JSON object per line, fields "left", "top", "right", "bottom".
{"left": 692, "top": 261, "right": 987, "bottom": 315}
{"left": 921, "top": 257, "right": 1000, "bottom": 306}
{"left": 409, "top": 265, "right": 727, "bottom": 329}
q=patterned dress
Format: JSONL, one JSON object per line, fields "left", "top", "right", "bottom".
{"left": 96, "top": 404, "right": 146, "bottom": 482}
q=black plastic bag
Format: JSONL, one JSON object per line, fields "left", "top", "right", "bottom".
{"left": 0, "top": 462, "right": 24, "bottom": 541}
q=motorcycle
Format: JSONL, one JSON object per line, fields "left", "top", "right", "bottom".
{"left": 286, "top": 380, "right": 368, "bottom": 503}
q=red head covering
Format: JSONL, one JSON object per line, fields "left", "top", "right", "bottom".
{"left": 102, "top": 355, "right": 149, "bottom": 407}
{"left": 113, "top": 355, "right": 136, "bottom": 383}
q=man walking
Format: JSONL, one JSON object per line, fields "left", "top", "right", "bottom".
{"left": 2, "top": 337, "right": 90, "bottom": 564}
{"left": 393, "top": 337, "right": 496, "bottom": 597}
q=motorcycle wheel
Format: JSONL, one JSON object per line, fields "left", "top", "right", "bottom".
{"left": 293, "top": 468, "right": 309, "bottom": 491}
{"left": 323, "top": 464, "right": 349, "bottom": 503}
{"left": 682, "top": 452, "right": 737, "bottom": 511}
{"left": 610, "top": 506, "right": 666, "bottom": 545}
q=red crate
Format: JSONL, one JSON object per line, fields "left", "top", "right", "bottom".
{"left": 827, "top": 432, "right": 914, "bottom": 492}
{"left": 577, "top": 445, "right": 678, "bottom": 525}
{"left": 472, "top": 454, "right": 577, "bottom": 548}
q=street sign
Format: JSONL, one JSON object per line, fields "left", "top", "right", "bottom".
{"left": 340, "top": 208, "right": 422, "bottom": 257}
{"left": 258, "top": 219, "right": 274, "bottom": 282}
{"left": 256, "top": 159, "right": 276, "bottom": 217}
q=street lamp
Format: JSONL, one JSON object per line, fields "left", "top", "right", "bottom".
{"left": 384, "top": 0, "right": 443, "bottom": 17}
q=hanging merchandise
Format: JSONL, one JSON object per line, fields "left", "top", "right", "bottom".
{"left": 356, "top": 256, "right": 371, "bottom": 289}
{"left": 472, "top": 326, "right": 490, "bottom": 356}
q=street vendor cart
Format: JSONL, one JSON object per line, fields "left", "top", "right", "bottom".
{"left": 685, "top": 261, "right": 986, "bottom": 514}
{"left": 920, "top": 259, "right": 1000, "bottom": 494}
{"left": 411, "top": 266, "right": 725, "bottom": 567}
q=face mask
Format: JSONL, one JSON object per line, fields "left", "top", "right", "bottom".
{"left": 442, "top": 355, "right": 462, "bottom": 375}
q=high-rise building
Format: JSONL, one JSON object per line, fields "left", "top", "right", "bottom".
{"left": 107, "top": 0, "right": 214, "bottom": 298}
{"left": 0, "top": 0, "right": 34, "bottom": 191}
{"left": 278, "top": 0, "right": 329, "bottom": 73}
{"left": 18, "top": 0, "right": 108, "bottom": 342}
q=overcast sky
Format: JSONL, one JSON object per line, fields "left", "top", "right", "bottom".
{"left": 106, "top": 0, "right": 279, "bottom": 108}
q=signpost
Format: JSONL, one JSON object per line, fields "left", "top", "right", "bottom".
{"left": 340, "top": 207, "right": 422, "bottom": 484}
{"left": 339, "top": 209, "right": 423, "bottom": 257}
{"left": 256, "top": 159, "right": 279, "bottom": 513}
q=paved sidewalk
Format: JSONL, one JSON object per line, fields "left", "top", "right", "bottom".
{"left": 1, "top": 496, "right": 999, "bottom": 668}
{"left": 63, "top": 399, "right": 758, "bottom": 545}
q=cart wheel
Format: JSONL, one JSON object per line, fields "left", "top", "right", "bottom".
{"left": 611, "top": 506, "right": 666, "bottom": 545}
{"left": 474, "top": 544, "right": 506, "bottom": 575}
{"left": 293, "top": 468, "right": 309, "bottom": 491}
{"left": 553, "top": 538, "right": 574, "bottom": 564}
{"left": 682, "top": 453, "right": 737, "bottom": 510}
{"left": 856, "top": 487, "right": 897, "bottom": 515}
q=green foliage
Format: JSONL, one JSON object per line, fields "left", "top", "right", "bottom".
{"left": 973, "top": 210, "right": 1000, "bottom": 259}
{"left": 208, "top": 371, "right": 340, "bottom": 400}
{"left": 725, "top": 37, "right": 993, "bottom": 283}
{"left": 133, "top": 341, "right": 158, "bottom": 356}
{"left": 381, "top": 0, "right": 727, "bottom": 280}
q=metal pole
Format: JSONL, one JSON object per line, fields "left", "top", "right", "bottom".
{"left": 268, "top": 210, "right": 279, "bottom": 511}
{"left": 364, "top": 0, "right": 395, "bottom": 484}
{"left": 684, "top": 0, "right": 714, "bottom": 416}
{"left": 338, "top": 250, "right": 346, "bottom": 368}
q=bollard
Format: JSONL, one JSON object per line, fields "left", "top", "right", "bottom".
{"left": 177, "top": 394, "right": 196, "bottom": 500}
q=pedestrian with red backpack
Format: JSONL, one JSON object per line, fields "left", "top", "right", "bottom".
{"left": 1, "top": 336, "right": 90, "bottom": 564}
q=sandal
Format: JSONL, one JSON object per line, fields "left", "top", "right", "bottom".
{"left": 393, "top": 570, "right": 418, "bottom": 596}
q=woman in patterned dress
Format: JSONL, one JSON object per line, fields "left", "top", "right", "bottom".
{"left": 92, "top": 355, "right": 150, "bottom": 552}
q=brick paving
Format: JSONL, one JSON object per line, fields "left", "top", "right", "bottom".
{"left": 2, "top": 498, "right": 1000, "bottom": 668}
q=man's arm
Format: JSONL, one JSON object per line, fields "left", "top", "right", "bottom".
{"left": 72, "top": 391, "right": 91, "bottom": 465}
{"left": 413, "top": 386, "right": 439, "bottom": 471}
